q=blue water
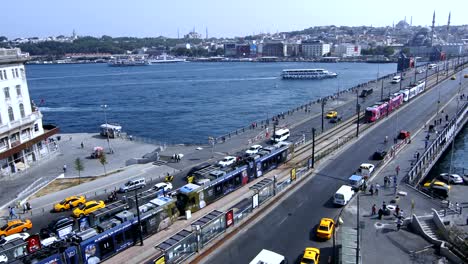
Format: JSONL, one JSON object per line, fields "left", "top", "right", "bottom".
{"left": 26, "top": 62, "right": 396, "bottom": 144}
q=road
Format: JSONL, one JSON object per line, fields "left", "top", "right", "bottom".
{"left": 203, "top": 67, "right": 467, "bottom": 263}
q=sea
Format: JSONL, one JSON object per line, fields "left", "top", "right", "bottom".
{"left": 26, "top": 62, "right": 396, "bottom": 144}
{"left": 26, "top": 61, "right": 466, "bottom": 175}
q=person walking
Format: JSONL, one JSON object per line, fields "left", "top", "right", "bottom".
{"left": 369, "top": 184, "right": 374, "bottom": 195}
{"left": 394, "top": 185, "right": 398, "bottom": 195}
{"left": 372, "top": 204, "right": 377, "bottom": 216}
{"left": 81, "top": 142, "right": 84, "bottom": 149}
{"left": 395, "top": 165, "right": 400, "bottom": 176}
{"left": 396, "top": 217, "right": 403, "bottom": 231}
{"left": 393, "top": 175, "right": 397, "bottom": 187}
{"left": 382, "top": 201, "right": 387, "bottom": 211}
{"left": 9, "top": 206, "right": 17, "bottom": 219}
{"left": 63, "top": 164, "right": 67, "bottom": 174}
{"left": 26, "top": 201, "right": 31, "bottom": 212}
{"left": 375, "top": 184, "right": 379, "bottom": 195}
{"left": 23, "top": 203, "right": 27, "bottom": 214}
{"left": 378, "top": 208, "right": 384, "bottom": 220}
{"left": 445, "top": 114, "right": 449, "bottom": 122}
{"left": 395, "top": 205, "right": 400, "bottom": 217}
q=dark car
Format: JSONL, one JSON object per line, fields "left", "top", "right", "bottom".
{"left": 359, "top": 88, "right": 373, "bottom": 98}
{"left": 329, "top": 116, "right": 342, "bottom": 123}
{"left": 40, "top": 216, "right": 75, "bottom": 238}
{"left": 373, "top": 150, "right": 387, "bottom": 160}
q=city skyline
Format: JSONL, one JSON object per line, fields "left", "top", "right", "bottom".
{"left": 2, "top": 0, "right": 468, "bottom": 39}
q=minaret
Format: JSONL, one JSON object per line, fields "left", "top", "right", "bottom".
{"left": 431, "top": 11, "right": 435, "bottom": 46}
{"left": 410, "top": 16, "right": 412, "bottom": 27}
{"left": 446, "top": 12, "right": 451, "bottom": 41}
{"left": 177, "top": 28, "right": 179, "bottom": 39}
{"left": 206, "top": 27, "right": 208, "bottom": 40}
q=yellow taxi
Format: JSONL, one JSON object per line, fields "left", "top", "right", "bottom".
{"left": 0, "top": 219, "right": 32, "bottom": 238}
{"left": 326, "top": 111, "right": 338, "bottom": 119}
{"left": 300, "top": 247, "right": 320, "bottom": 264}
{"left": 451, "top": 75, "right": 456, "bottom": 80}
{"left": 54, "top": 195, "right": 86, "bottom": 212}
{"left": 72, "top": 200, "right": 105, "bottom": 218}
{"left": 316, "top": 217, "right": 335, "bottom": 240}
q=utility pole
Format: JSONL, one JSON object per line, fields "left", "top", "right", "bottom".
{"left": 356, "top": 194, "right": 360, "bottom": 264}
{"left": 356, "top": 104, "right": 361, "bottom": 137}
{"left": 436, "top": 65, "right": 439, "bottom": 84}
{"left": 101, "top": 104, "right": 112, "bottom": 154}
{"left": 311, "top": 128, "right": 316, "bottom": 168}
{"left": 380, "top": 78, "right": 384, "bottom": 101}
{"left": 399, "top": 71, "right": 403, "bottom": 91}
{"left": 134, "top": 190, "right": 144, "bottom": 246}
{"left": 424, "top": 63, "right": 429, "bottom": 84}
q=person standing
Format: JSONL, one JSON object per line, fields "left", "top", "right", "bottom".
{"left": 372, "top": 204, "right": 377, "bottom": 216}
{"left": 26, "top": 201, "right": 31, "bottom": 212}
{"left": 395, "top": 205, "right": 400, "bottom": 217}
{"left": 395, "top": 165, "right": 400, "bottom": 176}
{"left": 63, "top": 164, "right": 67, "bottom": 174}
{"left": 396, "top": 217, "right": 403, "bottom": 231}
{"left": 23, "top": 203, "right": 27, "bottom": 214}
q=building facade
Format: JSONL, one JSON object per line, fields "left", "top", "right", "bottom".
{"left": 262, "top": 42, "right": 284, "bottom": 57}
{"left": 0, "top": 48, "right": 59, "bottom": 176}
{"left": 334, "top": 44, "right": 361, "bottom": 57}
{"left": 301, "top": 41, "right": 331, "bottom": 57}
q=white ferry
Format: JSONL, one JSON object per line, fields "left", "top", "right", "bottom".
{"left": 281, "top": 69, "right": 338, "bottom": 79}
{"left": 108, "top": 56, "right": 149, "bottom": 67}
{"left": 148, "top": 53, "right": 186, "bottom": 64}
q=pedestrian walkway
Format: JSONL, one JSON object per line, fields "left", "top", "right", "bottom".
{"left": 340, "top": 84, "right": 467, "bottom": 263}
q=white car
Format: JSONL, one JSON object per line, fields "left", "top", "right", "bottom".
{"left": 218, "top": 156, "right": 236, "bottom": 167}
{"left": 358, "top": 163, "right": 375, "bottom": 177}
{"left": 153, "top": 182, "right": 173, "bottom": 192}
{"left": 439, "top": 173, "right": 463, "bottom": 184}
{"left": 246, "top": 145, "right": 262, "bottom": 155}
{"left": 0, "top": 254, "right": 7, "bottom": 263}
{"left": 0, "top": 232, "right": 30, "bottom": 245}
{"left": 41, "top": 236, "right": 59, "bottom": 247}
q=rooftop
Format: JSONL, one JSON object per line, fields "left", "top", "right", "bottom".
{"left": 0, "top": 48, "right": 29, "bottom": 64}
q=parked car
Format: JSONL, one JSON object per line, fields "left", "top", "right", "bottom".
{"left": 218, "top": 156, "right": 236, "bottom": 167}
{"left": 153, "top": 182, "right": 173, "bottom": 192}
{"left": 246, "top": 145, "right": 262, "bottom": 155}
{"left": 439, "top": 173, "right": 463, "bottom": 184}
{"left": 54, "top": 195, "right": 86, "bottom": 212}
{"left": 301, "top": 247, "right": 320, "bottom": 264}
{"left": 0, "top": 233, "right": 30, "bottom": 245}
{"left": 72, "top": 201, "right": 105, "bottom": 218}
{"left": 40, "top": 216, "right": 74, "bottom": 238}
{"left": 316, "top": 218, "right": 335, "bottom": 240}
{"left": 451, "top": 75, "right": 456, "bottom": 80}
{"left": 326, "top": 111, "right": 338, "bottom": 119}
{"left": 0, "top": 220, "right": 32, "bottom": 238}
{"left": 373, "top": 150, "right": 387, "bottom": 160}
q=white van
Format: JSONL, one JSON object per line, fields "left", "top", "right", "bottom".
{"left": 272, "top": 128, "right": 290, "bottom": 143}
{"left": 250, "top": 249, "right": 287, "bottom": 264}
{"left": 119, "top": 178, "right": 146, "bottom": 193}
{"left": 391, "top": 76, "right": 401, "bottom": 83}
{"left": 334, "top": 185, "right": 354, "bottom": 206}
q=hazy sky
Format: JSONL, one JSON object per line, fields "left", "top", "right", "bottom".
{"left": 3, "top": 0, "right": 467, "bottom": 39}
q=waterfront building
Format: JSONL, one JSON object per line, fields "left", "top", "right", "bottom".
{"left": 0, "top": 48, "right": 59, "bottom": 177}
{"left": 334, "top": 43, "right": 361, "bottom": 57}
{"left": 236, "top": 44, "right": 250, "bottom": 57}
{"left": 262, "top": 42, "right": 284, "bottom": 57}
{"left": 301, "top": 40, "right": 331, "bottom": 57}
{"left": 224, "top": 43, "right": 237, "bottom": 57}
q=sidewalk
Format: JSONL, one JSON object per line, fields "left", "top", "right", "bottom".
{"left": 340, "top": 85, "right": 468, "bottom": 263}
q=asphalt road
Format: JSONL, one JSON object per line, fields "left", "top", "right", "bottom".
{"left": 21, "top": 62, "right": 456, "bottom": 240}
{"left": 203, "top": 67, "right": 467, "bottom": 263}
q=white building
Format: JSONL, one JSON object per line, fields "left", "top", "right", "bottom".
{"left": 334, "top": 44, "right": 361, "bottom": 57}
{"left": 301, "top": 41, "right": 331, "bottom": 57}
{"left": 0, "top": 48, "right": 58, "bottom": 176}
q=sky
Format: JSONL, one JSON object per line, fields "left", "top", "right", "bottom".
{"left": 2, "top": 0, "right": 467, "bottom": 39}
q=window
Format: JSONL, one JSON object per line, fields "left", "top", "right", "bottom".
{"left": 16, "top": 85, "right": 21, "bottom": 96}
{"left": 0, "top": 70, "right": 3, "bottom": 80}
{"left": 4, "top": 87, "right": 10, "bottom": 99}
{"left": 19, "top": 104, "right": 25, "bottom": 118}
{"left": 15, "top": 68, "right": 19, "bottom": 78}
{"left": 8, "top": 106, "right": 14, "bottom": 121}
{"left": 11, "top": 69, "right": 14, "bottom": 78}
{"left": 34, "top": 123, "right": 39, "bottom": 131}
{"left": 2, "top": 70, "right": 6, "bottom": 80}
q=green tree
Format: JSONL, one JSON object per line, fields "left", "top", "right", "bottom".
{"left": 99, "top": 153, "right": 107, "bottom": 176}
{"left": 74, "top": 158, "right": 84, "bottom": 183}
{"left": 0, "top": 36, "right": 7, "bottom": 42}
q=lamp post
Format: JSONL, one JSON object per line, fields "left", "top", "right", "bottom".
{"left": 134, "top": 189, "right": 144, "bottom": 246}
{"left": 101, "top": 104, "right": 112, "bottom": 153}
{"left": 321, "top": 99, "right": 326, "bottom": 133}
{"left": 311, "top": 128, "right": 316, "bottom": 168}
{"left": 356, "top": 194, "right": 360, "bottom": 264}
{"left": 399, "top": 71, "right": 403, "bottom": 91}
{"left": 356, "top": 103, "right": 361, "bottom": 137}
{"left": 380, "top": 78, "right": 384, "bottom": 101}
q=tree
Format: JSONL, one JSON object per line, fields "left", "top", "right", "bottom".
{"left": 0, "top": 36, "right": 7, "bottom": 42}
{"left": 74, "top": 158, "right": 84, "bottom": 183}
{"left": 99, "top": 153, "right": 107, "bottom": 176}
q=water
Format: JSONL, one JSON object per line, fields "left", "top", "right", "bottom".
{"left": 428, "top": 124, "right": 467, "bottom": 179}
{"left": 26, "top": 62, "right": 396, "bottom": 144}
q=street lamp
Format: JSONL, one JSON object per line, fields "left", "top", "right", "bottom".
{"left": 134, "top": 189, "right": 144, "bottom": 246}
{"left": 321, "top": 99, "right": 327, "bottom": 133}
{"left": 101, "top": 104, "right": 112, "bottom": 153}
{"left": 311, "top": 128, "right": 316, "bottom": 168}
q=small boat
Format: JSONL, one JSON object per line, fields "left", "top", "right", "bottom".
{"left": 281, "top": 69, "right": 338, "bottom": 79}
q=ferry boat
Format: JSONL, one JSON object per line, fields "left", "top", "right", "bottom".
{"left": 148, "top": 53, "right": 186, "bottom": 64}
{"left": 281, "top": 69, "right": 338, "bottom": 79}
{"left": 108, "top": 56, "right": 149, "bottom": 67}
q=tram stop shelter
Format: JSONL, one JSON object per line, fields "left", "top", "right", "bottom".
{"left": 154, "top": 229, "right": 197, "bottom": 264}
{"left": 249, "top": 178, "right": 274, "bottom": 205}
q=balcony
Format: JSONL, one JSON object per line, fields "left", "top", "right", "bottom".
{"left": 0, "top": 111, "right": 42, "bottom": 135}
